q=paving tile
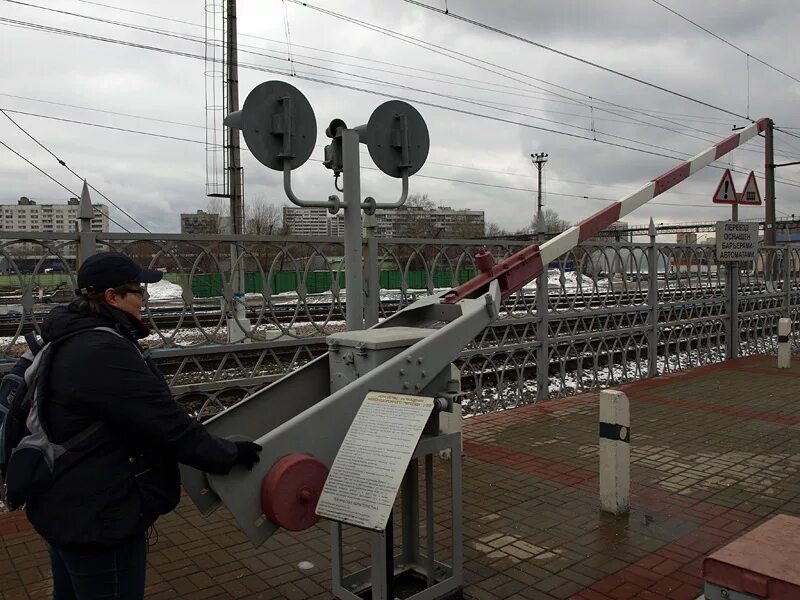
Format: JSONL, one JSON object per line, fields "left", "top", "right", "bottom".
{"left": 0, "top": 356, "right": 796, "bottom": 598}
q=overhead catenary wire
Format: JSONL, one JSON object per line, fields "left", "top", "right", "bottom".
{"left": 16, "top": 0, "right": 797, "bottom": 151}
{"left": 649, "top": 0, "right": 800, "bottom": 86}
{"left": 0, "top": 139, "right": 132, "bottom": 232}
{"left": 4, "top": 20, "right": 800, "bottom": 195}
{"left": 0, "top": 108, "right": 209, "bottom": 145}
{"left": 69, "top": 0, "right": 757, "bottom": 127}
{"left": 4, "top": 88, "right": 796, "bottom": 195}
{"left": 1, "top": 0, "right": 733, "bottom": 149}
{"left": 396, "top": 0, "right": 751, "bottom": 121}
{"left": 7, "top": 0, "right": 789, "bottom": 163}
{"left": 287, "top": 2, "right": 736, "bottom": 135}
{"left": 317, "top": 158, "right": 760, "bottom": 209}
{"left": 0, "top": 94, "right": 740, "bottom": 201}
{"left": 0, "top": 93, "right": 205, "bottom": 130}
{"left": 0, "top": 17, "right": 690, "bottom": 160}
{"left": 5, "top": 105, "right": 797, "bottom": 216}
{"left": 4, "top": 10, "right": 800, "bottom": 199}
{"left": 6, "top": 0, "right": 759, "bottom": 155}
{"left": 286, "top": 0, "right": 800, "bottom": 163}
{"left": 1, "top": 109, "right": 152, "bottom": 232}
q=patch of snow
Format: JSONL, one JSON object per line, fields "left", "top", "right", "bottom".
{"left": 146, "top": 279, "right": 184, "bottom": 301}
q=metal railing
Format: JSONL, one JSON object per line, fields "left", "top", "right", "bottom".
{"left": 0, "top": 229, "right": 797, "bottom": 417}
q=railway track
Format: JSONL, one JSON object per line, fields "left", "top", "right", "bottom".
{"left": 2, "top": 279, "right": 778, "bottom": 338}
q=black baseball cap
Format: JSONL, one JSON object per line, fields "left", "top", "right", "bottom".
{"left": 77, "top": 252, "right": 163, "bottom": 295}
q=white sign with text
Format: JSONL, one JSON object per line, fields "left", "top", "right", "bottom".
{"left": 716, "top": 221, "right": 758, "bottom": 262}
{"left": 315, "top": 392, "right": 434, "bottom": 531}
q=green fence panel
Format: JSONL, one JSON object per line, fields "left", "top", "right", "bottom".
{"left": 185, "top": 269, "right": 478, "bottom": 298}
{"left": 271, "top": 272, "right": 295, "bottom": 294}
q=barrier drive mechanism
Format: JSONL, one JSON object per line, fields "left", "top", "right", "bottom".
{"left": 181, "top": 79, "right": 768, "bottom": 600}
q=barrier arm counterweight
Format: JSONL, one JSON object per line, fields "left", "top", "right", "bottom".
{"left": 442, "top": 118, "right": 768, "bottom": 304}
{"left": 182, "top": 118, "right": 768, "bottom": 548}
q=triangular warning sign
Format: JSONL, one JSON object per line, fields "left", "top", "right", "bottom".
{"left": 713, "top": 169, "right": 737, "bottom": 204}
{"left": 738, "top": 171, "right": 762, "bottom": 205}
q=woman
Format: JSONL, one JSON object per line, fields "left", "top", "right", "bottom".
{"left": 27, "top": 251, "right": 261, "bottom": 600}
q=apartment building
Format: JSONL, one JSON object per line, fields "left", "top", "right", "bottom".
{"left": 180, "top": 210, "right": 221, "bottom": 234}
{"left": 0, "top": 197, "right": 109, "bottom": 233}
{"left": 328, "top": 206, "right": 485, "bottom": 238}
{"left": 282, "top": 206, "right": 330, "bottom": 236}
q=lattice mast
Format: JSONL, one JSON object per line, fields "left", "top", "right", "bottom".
{"left": 205, "top": 0, "right": 244, "bottom": 237}
{"left": 204, "top": 0, "right": 227, "bottom": 198}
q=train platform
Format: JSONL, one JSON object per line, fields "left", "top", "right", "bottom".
{"left": 1, "top": 354, "right": 799, "bottom": 599}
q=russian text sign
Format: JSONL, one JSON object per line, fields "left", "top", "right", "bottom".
{"left": 716, "top": 221, "right": 758, "bottom": 262}
{"left": 315, "top": 392, "right": 433, "bottom": 531}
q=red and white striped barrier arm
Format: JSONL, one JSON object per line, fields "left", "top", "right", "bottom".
{"left": 443, "top": 118, "right": 768, "bottom": 304}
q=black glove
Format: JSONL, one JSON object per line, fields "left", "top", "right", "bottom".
{"left": 233, "top": 441, "right": 262, "bottom": 470}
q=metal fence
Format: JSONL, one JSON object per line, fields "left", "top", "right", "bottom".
{"left": 1, "top": 229, "right": 797, "bottom": 417}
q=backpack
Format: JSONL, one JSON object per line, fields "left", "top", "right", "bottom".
{"left": 0, "top": 327, "right": 120, "bottom": 510}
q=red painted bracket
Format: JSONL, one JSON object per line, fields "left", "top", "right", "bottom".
{"left": 442, "top": 245, "right": 544, "bottom": 304}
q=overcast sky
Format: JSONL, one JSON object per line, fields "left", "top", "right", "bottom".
{"left": 1, "top": 0, "right": 799, "bottom": 238}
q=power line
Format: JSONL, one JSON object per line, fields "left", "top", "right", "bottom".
{"left": 777, "top": 128, "right": 800, "bottom": 142}
{"left": 0, "top": 93, "right": 204, "bottom": 129}
{"left": 0, "top": 139, "right": 76, "bottom": 197}
{"left": 0, "top": 108, "right": 208, "bottom": 145}
{"left": 7, "top": 103, "right": 800, "bottom": 211}
{"left": 0, "top": 17, "right": 686, "bottom": 161}
{"left": 286, "top": 1, "right": 766, "bottom": 156}
{"left": 3, "top": 0, "right": 728, "bottom": 150}
{"left": 650, "top": 0, "right": 800, "bottom": 86}
{"left": 72, "top": 0, "right": 592, "bottom": 104}
{"left": 5, "top": 14, "right": 800, "bottom": 191}
{"left": 1, "top": 109, "right": 151, "bottom": 232}
{"left": 297, "top": 0, "right": 795, "bottom": 159}
{"left": 7, "top": 0, "right": 771, "bottom": 160}
{"left": 330, "top": 159, "right": 733, "bottom": 209}
{"left": 68, "top": 0, "right": 754, "bottom": 127}
{"left": 21, "top": 0, "right": 793, "bottom": 155}
{"left": 397, "top": 0, "right": 749, "bottom": 121}
{"left": 0, "top": 138, "right": 132, "bottom": 232}
{"left": 0, "top": 96, "right": 724, "bottom": 201}
{"left": 5, "top": 17, "right": 798, "bottom": 194}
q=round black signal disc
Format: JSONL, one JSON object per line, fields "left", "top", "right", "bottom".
{"left": 240, "top": 81, "right": 317, "bottom": 171}
{"left": 366, "top": 100, "right": 429, "bottom": 178}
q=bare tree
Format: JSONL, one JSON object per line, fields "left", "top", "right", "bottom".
{"left": 245, "top": 195, "right": 282, "bottom": 236}
{"left": 524, "top": 208, "right": 570, "bottom": 234}
{"left": 485, "top": 222, "right": 510, "bottom": 238}
{"left": 404, "top": 193, "right": 435, "bottom": 210}
{"left": 203, "top": 197, "right": 228, "bottom": 234}
{"left": 397, "top": 193, "right": 437, "bottom": 238}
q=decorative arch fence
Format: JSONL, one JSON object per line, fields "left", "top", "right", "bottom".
{"left": 1, "top": 230, "right": 797, "bottom": 417}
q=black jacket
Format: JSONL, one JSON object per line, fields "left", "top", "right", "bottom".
{"left": 25, "top": 302, "right": 238, "bottom": 551}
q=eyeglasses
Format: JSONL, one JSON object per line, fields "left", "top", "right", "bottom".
{"left": 121, "top": 286, "right": 149, "bottom": 300}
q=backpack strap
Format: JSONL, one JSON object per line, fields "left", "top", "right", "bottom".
{"left": 23, "top": 332, "right": 41, "bottom": 355}
{"left": 60, "top": 421, "right": 104, "bottom": 451}
{"left": 31, "top": 326, "right": 125, "bottom": 447}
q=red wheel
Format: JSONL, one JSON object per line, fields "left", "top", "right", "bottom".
{"left": 261, "top": 454, "right": 328, "bottom": 531}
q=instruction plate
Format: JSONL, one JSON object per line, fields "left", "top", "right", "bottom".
{"left": 315, "top": 392, "right": 434, "bottom": 531}
{"left": 716, "top": 221, "right": 758, "bottom": 262}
